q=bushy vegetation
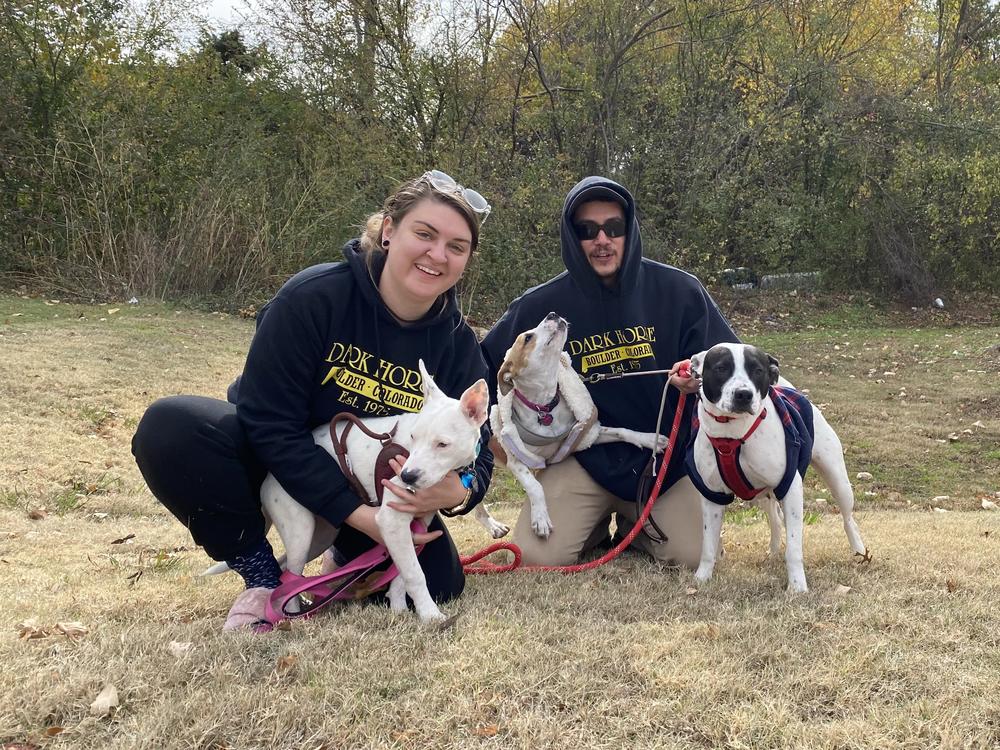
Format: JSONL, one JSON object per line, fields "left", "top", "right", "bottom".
{"left": 2, "top": 0, "right": 998, "bottom": 317}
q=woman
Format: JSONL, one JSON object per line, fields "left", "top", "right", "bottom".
{"left": 132, "top": 171, "right": 495, "bottom": 631}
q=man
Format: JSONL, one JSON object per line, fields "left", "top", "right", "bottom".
{"left": 481, "top": 176, "right": 738, "bottom": 567}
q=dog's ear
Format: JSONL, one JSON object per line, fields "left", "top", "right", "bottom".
{"left": 497, "top": 341, "right": 521, "bottom": 396}
{"left": 418, "top": 359, "right": 442, "bottom": 400}
{"left": 460, "top": 379, "right": 490, "bottom": 426}
{"left": 766, "top": 353, "right": 780, "bottom": 384}
{"left": 688, "top": 350, "right": 707, "bottom": 380}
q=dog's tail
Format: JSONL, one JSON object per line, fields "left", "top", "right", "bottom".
{"left": 200, "top": 560, "right": 232, "bottom": 576}
{"left": 199, "top": 552, "right": 289, "bottom": 577}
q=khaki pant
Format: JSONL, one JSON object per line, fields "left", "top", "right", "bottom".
{"left": 511, "top": 457, "right": 704, "bottom": 568}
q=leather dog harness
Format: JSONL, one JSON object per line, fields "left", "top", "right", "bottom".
{"left": 330, "top": 413, "right": 408, "bottom": 506}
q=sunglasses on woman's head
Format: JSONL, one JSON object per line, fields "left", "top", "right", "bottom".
{"left": 573, "top": 217, "right": 627, "bottom": 240}
{"left": 423, "top": 170, "right": 491, "bottom": 226}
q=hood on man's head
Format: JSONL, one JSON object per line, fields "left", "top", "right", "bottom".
{"left": 564, "top": 180, "right": 631, "bottom": 219}
{"left": 560, "top": 176, "right": 641, "bottom": 297}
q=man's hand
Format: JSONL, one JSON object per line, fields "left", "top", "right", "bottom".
{"left": 669, "top": 359, "right": 700, "bottom": 395}
{"left": 344, "top": 503, "right": 443, "bottom": 546}
{"left": 382, "top": 457, "right": 468, "bottom": 515}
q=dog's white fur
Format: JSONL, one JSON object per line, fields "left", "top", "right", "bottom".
{"left": 207, "top": 360, "right": 488, "bottom": 624}
{"left": 491, "top": 314, "right": 668, "bottom": 537}
{"left": 688, "top": 343, "right": 868, "bottom": 592}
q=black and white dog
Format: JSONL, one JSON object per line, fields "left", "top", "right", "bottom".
{"left": 686, "top": 343, "right": 869, "bottom": 592}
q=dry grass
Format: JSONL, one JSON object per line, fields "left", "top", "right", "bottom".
{"left": 1, "top": 293, "right": 999, "bottom": 750}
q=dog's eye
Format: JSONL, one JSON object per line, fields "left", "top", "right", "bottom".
{"left": 524, "top": 333, "right": 534, "bottom": 343}
{"left": 436, "top": 441, "right": 450, "bottom": 449}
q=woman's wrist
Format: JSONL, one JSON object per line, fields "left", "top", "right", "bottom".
{"left": 441, "top": 470, "right": 475, "bottom": 516}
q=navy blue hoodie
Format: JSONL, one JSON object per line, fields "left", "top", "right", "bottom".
{"left": 229, "top": 240, "right": 494, "bottom": 526}
{"left": 481, "top": 176, "right": 738, "bottom": 501}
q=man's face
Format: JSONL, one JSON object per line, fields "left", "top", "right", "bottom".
{"left": 573, "top": 200, "right": 626, "bottom": 287}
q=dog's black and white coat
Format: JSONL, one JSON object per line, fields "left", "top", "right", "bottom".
{"left": 687, "top": 343, "right": 869, "bottom": 592}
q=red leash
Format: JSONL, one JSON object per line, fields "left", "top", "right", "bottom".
{"left": 462, "top": 367, "right": 691, "bottom": 575}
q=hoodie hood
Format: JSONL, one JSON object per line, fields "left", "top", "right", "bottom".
{"left": 342, "top": 239, "right": 462, "bottom": 330}
{"left": 560, "top": 176, "right": 642, "bottom": 298}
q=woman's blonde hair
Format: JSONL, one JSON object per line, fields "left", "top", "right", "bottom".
{"left": 360, "top": 175, "right": 481, "bottom": 268}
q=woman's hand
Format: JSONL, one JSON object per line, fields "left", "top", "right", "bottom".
{"left": 381, "top": 457, "right": 468, "bottom": 515}
{"left": 344, "top": 503, "right": 443, "bottom": 546}
{"left": 669, "top": 359, "right": 701, "bottom": 395}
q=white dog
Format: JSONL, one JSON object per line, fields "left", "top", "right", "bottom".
{"left": 686, "top": 342, "right": 869, "bottom": 593}
{"left": 209, "top": 360, "right": 488, "bottom": 624}
{"left": 491, "top": 312, "right": 668, "bottom": 537}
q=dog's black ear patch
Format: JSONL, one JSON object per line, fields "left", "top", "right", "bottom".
{"left": 742, "top": 345, "right": 773, "bottom": 397}
{"left": 766, "top": 353, "right": 780, "bottom": 385}
{"left": 700, "top": 346, "right": 734, "bottom": 405}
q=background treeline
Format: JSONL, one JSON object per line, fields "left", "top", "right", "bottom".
{"left": 2, "top": 0, "right": 998, "bottom": 319}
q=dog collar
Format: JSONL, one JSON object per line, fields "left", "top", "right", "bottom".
{"left": 513, "top": 388, "right": 560, "bottom": 426}
{"left": 456, "top": 440, "right": 481, "bottom": 489}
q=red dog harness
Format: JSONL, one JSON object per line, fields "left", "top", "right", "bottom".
{"left": 685, "top": 386, "right": 815, "bottom": 505}
{"left": 701, "top": 406, "right": 769, "bottom": 500}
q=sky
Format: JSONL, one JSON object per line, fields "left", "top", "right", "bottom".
{"left": 204, "top": 0, "right": 249, "bottom": 27}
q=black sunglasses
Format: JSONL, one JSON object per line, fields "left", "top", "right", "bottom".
{"left": 573, "top": 217, "right": 627, "bottom": 240}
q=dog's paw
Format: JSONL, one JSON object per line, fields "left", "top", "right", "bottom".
{"left": 786, "top": 579, "right": 808, "bottom": 595}
{"left": 416, "top": 605, "right": 448, "bottom": 625}
{"left": 654, "top": 434, "right": 670, "bottom": 453}
{"left": 693, "top": 566, "right": 713, "bottom": 584}
{"left": 387, "top": 577, "right": 408, "bottom": 613}
{"left": 531, "top": 511, "right": 553, "bottom": 538}
{"left": 488, "top": 520, "right": 511, "bottom": 539}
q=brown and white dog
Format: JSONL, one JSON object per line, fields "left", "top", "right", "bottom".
{"left": 491, "top": 313, "right": 667, "bottom": 537}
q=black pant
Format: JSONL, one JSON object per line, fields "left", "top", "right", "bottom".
{"left": 131, "top": 395, "right": 465, "bottom": 602}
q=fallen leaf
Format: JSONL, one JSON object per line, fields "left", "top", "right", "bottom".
{"left": 475, "top": 724, "right": 500, "bottom": 737}
{"left": 54, "top": 622, "right": 88, "bottom": 638}
{"left": 933, "top": 507, "right": 949, "bottom": 513}
{"left": 685, "top": 586, "right": 698, "bottom": 596}
{"left": 946, "top": 578, "right": 958, "bottom": 593}
{"left": 107, "top": 308, "right": 120, "bottom": 314}
{"left": 275, "top": 619, "right": 292, "bottom": 632}
{"left": 89, "top": 684, "right": 119, "bottom": 717}
{"left": 834, "top": 584, "right": 852, "bottom": 596}
{"left": 110, "top": 534, "right": 135, "bottom": 545}
{"left": 275, "top": 655, "right": 299, "bottom": 675}
{"left": 17, "top": 619, "right": 49, "bottom": 640}
{"left": 168, "top": 641, "right": 193, "bottom": 658}
{"left": 856, "top": 472, "right": 873, "bottom": 481}
{"left": 971, "top": 420, "right": 986, "bottom": 429}
{"left": 982, "top": 500, "right": 997, "bottom": 511}
{"left": 27, "top": 509, "right": 47, "bottom": 521}
{"left": 931, "top": 495, "right": 950, "bottom": 503}
{"left": 43, "top": 728, "right": 64, "bottom": 737}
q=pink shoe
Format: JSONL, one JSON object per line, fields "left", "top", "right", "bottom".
{"left": 222, "top": 587, "right": 274, "bottom": 633}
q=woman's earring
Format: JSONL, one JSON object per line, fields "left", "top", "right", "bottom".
{"left": 382, "top": 239, "right": 390, "bottom": 249}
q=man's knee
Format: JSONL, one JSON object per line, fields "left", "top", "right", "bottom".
{"left": 645, "top": 536, "right": 702, "bottom": 570}
{"left": 512, "top": 525, "right": 580, "bottom": 567}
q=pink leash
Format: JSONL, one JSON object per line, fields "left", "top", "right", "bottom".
{"left": 264, "top": 519, "right": 428, "bottom": 624}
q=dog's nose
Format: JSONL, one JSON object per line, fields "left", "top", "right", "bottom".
{"left": 732, "top": 388, "right": 753, "bottom": 407}
{"left": 545, "top": 312, "right": 559, "bottom": 321}
{"left": 400, "top": 468, "right": 421, "bottom": 486}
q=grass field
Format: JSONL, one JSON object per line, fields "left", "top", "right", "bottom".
{"left": 1, "top": 291, "right": 999, "bottom": 749}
